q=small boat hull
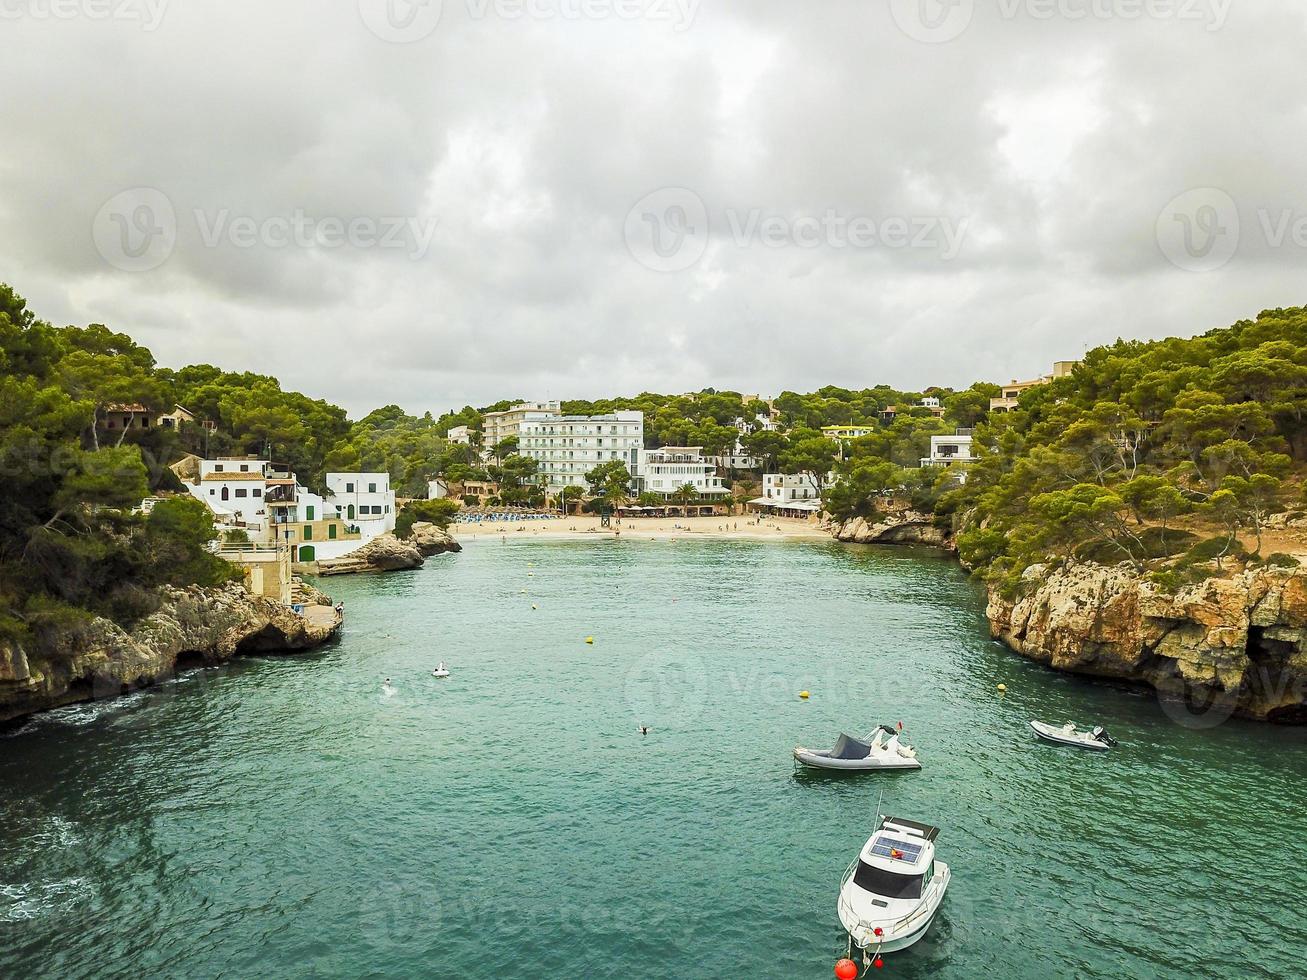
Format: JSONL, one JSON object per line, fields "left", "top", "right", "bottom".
{"left": 794, "top": 748, "right": 921, "bottom": 771}
{"left": 1029, "top": 721, "right": 1111, "bottom": 750}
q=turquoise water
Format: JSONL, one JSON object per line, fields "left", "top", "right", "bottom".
{"left": 3, "top": 539, "right": 1307, "bottom": 979}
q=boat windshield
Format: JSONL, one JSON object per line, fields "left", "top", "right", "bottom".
{"left": 852, "top": 861, "right": 924, "bottom": 900}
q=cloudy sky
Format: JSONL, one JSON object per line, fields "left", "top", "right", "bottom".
{"left": 2, "top": 0, "right": 1305, "bottom": 417}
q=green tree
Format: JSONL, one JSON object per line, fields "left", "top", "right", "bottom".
{"left": 777, "top": 436, "right": 838, "bottom": 495}
{"left": 395, "top": 498, "right": 460, "bottom": 538}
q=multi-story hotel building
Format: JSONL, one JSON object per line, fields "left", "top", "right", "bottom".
{"left": 519, "top": 411, "right": 644, "bottom": 490}
{"left": 482, "top": 400, "right": 562, "bottom": 450}
{"left": 634, "top": 447, "right": 729, "bottom": 499}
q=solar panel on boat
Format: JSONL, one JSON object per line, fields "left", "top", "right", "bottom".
{"left": 870, "top": 837, "right": 923, "bottom": 862}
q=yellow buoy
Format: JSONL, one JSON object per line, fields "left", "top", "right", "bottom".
{"left": 997, "top": 683, "right": 1007, "bottom": 692}
{"left": 799, "top": 690, "right": 810, "bottom": 700}
{"left": 585, "top": 636, "right": 594, "bottom": 645}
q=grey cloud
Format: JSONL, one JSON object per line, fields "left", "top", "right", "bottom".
{"left": 1, "top": 0, "right": 1305, "bottom": 418}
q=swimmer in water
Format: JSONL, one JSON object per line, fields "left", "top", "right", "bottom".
{"left": 639, "top": 726, "right": 650, "bottom": 735}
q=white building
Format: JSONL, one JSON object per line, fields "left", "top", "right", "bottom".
{"left": 736, "top": 413, "right": 779, "bottom": 435}
{"left": 748, "top": 472, "right": 825, "bottom": 518}
{"left": 483, "top": 400, "right": 561, "bottom": 450}
{"left": 713, "top": 447, "right": 761, "bottom": 471}
{"left": 427, "top": 478, "right": 450, "bottom": 500}
{"left": 922, "top": 430, "right": 975, "bottom": 467}
{"left": 190, "top": 457, "right": 273, "bottom": 532}
{"left": 324, "top": 473, "right": 395, "bottom": 529}
{"left": 446, "top": 425, "right": 472, "bottom": 445}
{"left": 635, "top": 447, "right": 729, "bottom": 499}
{"left": 185, "top": 457, "right": 395, "bottom": 566}
{"left": 762, "top": 472, "right": 821, "bottom": 503}
{"left": 519, "top": 411, "right": 644, "bottom": 491}
{"left": 822, "top": 424, "right": 877, "bottom": 442}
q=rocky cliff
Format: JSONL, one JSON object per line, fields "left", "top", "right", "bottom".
{"left": 987, "top": 562, "right": 1307, "bottom": 723}
{"left": 0, "top": 583, "right": 341, "bottom": 725}
{"left": 834, "top": 511, "right": 953, "bottom": 549}
{"left": 409, "top": 522, "right": 462, "bottom": 557}
{"left": 314, "top": 524, "right": 461, "bottom": 576}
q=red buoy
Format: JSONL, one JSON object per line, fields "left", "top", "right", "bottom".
{"left": 873, "top": 927, "right": 883, "bottom": 937}
{"left": 834, "top": 958, "right": 858, "bottom": 980}
{"left": 874, "top": 956, "right": 884, "bottom": 969}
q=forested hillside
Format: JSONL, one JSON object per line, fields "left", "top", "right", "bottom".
{"left": 7, "top": 276, "right": 1305, "bottom": 644}
{"left": 939, "top": 308, "right": 1307, "bottom": 591}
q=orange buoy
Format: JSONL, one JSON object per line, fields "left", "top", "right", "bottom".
{"left": 835, "top": 959, "right": 858, "bottom": 980}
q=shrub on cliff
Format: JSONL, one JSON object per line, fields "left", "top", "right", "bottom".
{"left": 395, "top": 498, "right": 459, "bottom": 539}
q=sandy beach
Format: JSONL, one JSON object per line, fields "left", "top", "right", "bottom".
{"left": 450, "top": 513, "right": 831, "bottom": 542}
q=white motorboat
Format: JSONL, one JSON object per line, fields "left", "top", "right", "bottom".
{"left": 432, "top": 662, "right": 451, "bottom": 679}
{"left": 793, "top": 726, "right": 921, "bottom": 771}
{"left": 1029, "top": 720, "right": 1117, "bottom": 750}
{"left": 838, "top": 816, "right": 949, "bottom": 954}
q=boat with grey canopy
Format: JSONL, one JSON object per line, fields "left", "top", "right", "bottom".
{"left": 793, "top": 726, "right": 921, "bottom": 771}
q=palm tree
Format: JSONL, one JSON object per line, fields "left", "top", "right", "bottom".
{"left": 674, "top": 483, "right": 698, "bottom": 517}
{"left": 606, "top": 484, "right": 632, "bottom": 515}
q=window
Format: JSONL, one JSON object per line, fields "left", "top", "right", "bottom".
{"left": 368, "top": 482, "right": 376, "bottom": 493}
{"left": 235, "top": 489, "right": 247, "bottom": 498}
{"left": 303, "top": 525, "right": 312, "bottom": 540}
{"left": 208, "top": 489, "right": 215, "bottom": 496}
{"left": 240, "top": 464, "right": 249, "bottom": 472}
{"left": 306, "top": 505, "right": 314, "bottom": 521}
{"left": 852, "top": 862, "right": 923, "bottom": 900}
{"left": 346, "top": 482, "right": 354, "bottom": 492}
{"left": 215, "top": 464, "right": 224, "bottom": 472}
{"left": 253, "top": 489, "right": 262, "bottom": 498}
{"left": 328, "top": 524, "right": 337, "bottom": 540}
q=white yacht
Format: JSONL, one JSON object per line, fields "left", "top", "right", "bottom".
{"left": 837, "top": 816, "right": 949, "bottom": 954}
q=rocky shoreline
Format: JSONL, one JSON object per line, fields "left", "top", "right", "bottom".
{"left": 988, "top": 562, "right": 1307, "bottom": 723}
{"left": 0, "top": 522, "right": 463, "bottom": 725}
{"left": 0, "top": 581, "right": 342, "bottom": 726}
{"left": 834, "top": 511, "right": 1307, "bottom": 722}
{"left": 832, "top": 510, "right": 953, "bottom": 549}
{"left": 314, "top": 523, "right": 461, "bottom": 576}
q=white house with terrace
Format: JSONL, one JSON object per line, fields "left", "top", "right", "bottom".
{"left": 185, "top": 457, "right": 395, "bottom": 566}
{"left": 634, "top": 447, "right": 730, "bottom": 500}
{"left": 921, "top": 430, "right": 975, "bottom": 468}
{"left": 748, "top": 472, "right": 826, "bottom": 519}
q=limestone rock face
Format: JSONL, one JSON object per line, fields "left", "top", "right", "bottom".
{"left": 834, "top": 512, "right": 953, "bottom": 549}
{"left": 315, "top": 534, "right": 424, "bottom": 575}
{"left": 408, "top": 522, "right": 462, "bottom": 557}
{"left": 987, "top": 563, "right": 1307, "bottom": 722}
{"left": 0, "top": 583, "right": 341, "bottom": 725}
